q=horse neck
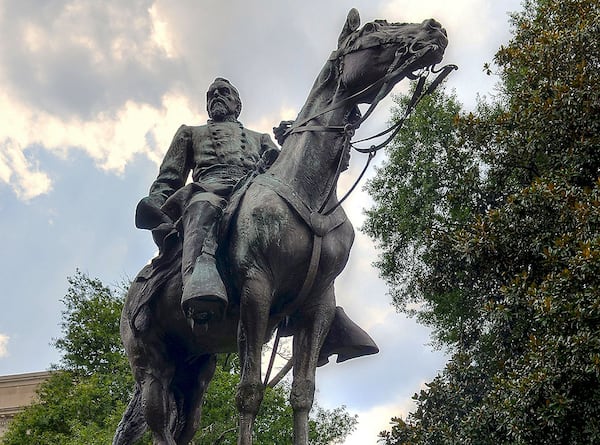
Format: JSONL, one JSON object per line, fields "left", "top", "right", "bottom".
{"left": 269, "top": 75, "right": 350, "bottom": 211}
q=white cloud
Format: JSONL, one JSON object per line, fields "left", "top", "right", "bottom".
{"left": 22, "top": 22, "right": 45, "bottom": 53}
{"left": 341, "top": 377, "right": 438, "bottom": 444}
{"left": 380, "top": 0, "right": 494, "bottom": 45}
{"left": 0, "top": 139, "right": 52, "bottom": 200}
{"left": 247, "top": 106, "right": 298, "bottom": 138}
{"left": 0, "top": 90, "right": 204, "bottom": 200}
{"left": 0, "top": 334, "right": 9, "bottom": 358}
{"left": 0, "top": 91, "right": 306, "bottom": 203}
{"left": 149, "top": 3, "right": 177, "bottom": 58}
{"left": 343, "top": 397, "right": 415, "bottom": 444}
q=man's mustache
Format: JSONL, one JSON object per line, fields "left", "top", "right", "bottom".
{"left": 209, "top": 98, "right": 227, "bottom": 108}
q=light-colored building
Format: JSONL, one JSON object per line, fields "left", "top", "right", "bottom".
{"left": 0, "top": 371, "right": 51, "bottom": 438}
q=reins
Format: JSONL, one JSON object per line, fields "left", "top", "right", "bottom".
{"left": 317, "top": 62, "right": 457, "bottom": 215}
{"left": 350, "top": 63, "right": 457, "bottom": 153}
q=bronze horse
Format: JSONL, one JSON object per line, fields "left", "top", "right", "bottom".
{"left": 113, "top": 9, "right": 449, "bottom": 445}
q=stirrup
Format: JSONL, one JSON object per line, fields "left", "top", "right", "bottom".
{"left": 181, "top": 255, "right": 228, "bottom": 324}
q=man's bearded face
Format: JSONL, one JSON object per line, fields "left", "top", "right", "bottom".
{"left": 207, "top": 81, "right": 240, "bottom": 121}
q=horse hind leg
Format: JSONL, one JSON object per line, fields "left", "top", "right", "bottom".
{"left": 290, "top": 286, "right": 336, "bottom": 445}
{"left": 126, "top": 333, "right": 178, "bottom": 444}
{"left": 140, "top": 367, "right": 178, "bottom": 445}
{"left": 119, "top": 323, "right": 215, "bottom": 444}
{"left": 112, "top": 384, "right": 147, "bottom": 445}
{"left": 172, "top": 354, "right": 217, "bottom": 444}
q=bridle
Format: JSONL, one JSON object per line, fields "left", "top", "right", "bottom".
{"left": 282, "top": 28, "right": 457, "bottom": 214}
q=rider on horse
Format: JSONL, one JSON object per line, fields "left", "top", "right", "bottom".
{"left": 134, "top": 78, "right": 279, "bottom": 324}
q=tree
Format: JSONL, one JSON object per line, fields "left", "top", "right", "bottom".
{"left": 363, "top": 86, "right": 491, "bottom": 347}
{"left": 365, "top": 0, "right": 600, "bottom": 443}
{"left": 2, "top": 272, "right": 135, "bottom": 445}
{"left": 2, "top": 271, "right": 357, "bottom": 444}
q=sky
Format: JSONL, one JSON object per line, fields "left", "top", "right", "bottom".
{"left": 0, "top": 0, "right": 523, "bottom": 442}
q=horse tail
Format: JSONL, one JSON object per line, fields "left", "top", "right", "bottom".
{"left": 112, "top": 384, "right": 147, "bottom": 445}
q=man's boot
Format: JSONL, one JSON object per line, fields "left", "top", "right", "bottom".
{"left": 180, "top": 199, "right": 228, "bottom": 324}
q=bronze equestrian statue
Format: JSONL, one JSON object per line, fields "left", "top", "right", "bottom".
{"left": 113, "top": 9, "right": 450, "bottom": 445}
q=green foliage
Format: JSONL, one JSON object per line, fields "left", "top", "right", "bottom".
{"left": 493, "top": 0, "right": 600, "bottom": 188}
{"left": 368, "top": 0, "right": 600, "bottom": 443}
{"left": 192, "top": 355, "right": 357, "bottom": 444}
{"left": 2, "top": 271, "right": 357, "bottom": 444}
{"left": 309, "top": 405, "right": 358, "bottom": 445}
{"left": 54, "top": 272, "right": 129, "bottom": 377}
{"left": 2, "top": 271, "right": 138, "bottom": 445}
{"left": 365, "top": 88, "right": 469, "bottom": 319}
{"left": 364, "top": 86, "right": 506, "bottom": 346}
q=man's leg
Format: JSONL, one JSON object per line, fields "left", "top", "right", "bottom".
{"left": 180, "top": 194, "right": 228, "bottom": 324}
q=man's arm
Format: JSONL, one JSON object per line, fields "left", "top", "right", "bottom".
{"left": 135, "top": 124, "right": 192, "bottom": 230}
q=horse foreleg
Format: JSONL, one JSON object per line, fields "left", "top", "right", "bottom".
{"left": 290, "top": 286, "right": 335, "bottom": 445}
{"left": 236, "top": 275, "right": 272, "bottom": 445}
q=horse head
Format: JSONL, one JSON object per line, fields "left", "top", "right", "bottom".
{"left": 287, "top": 9, "right": 449, "bottom": 142}
{"left": 333, "top": 8, "right": 448, "bottom": 106}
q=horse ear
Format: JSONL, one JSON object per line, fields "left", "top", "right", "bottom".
{"left": 338, "top": 8, "right": 360, "bottom": 48}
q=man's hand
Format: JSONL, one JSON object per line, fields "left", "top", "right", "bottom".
{"left": 273, "top": 120, "right": 294, "bottom": 145}
{"left": 256, "top": 148, "right": 280, "bottom": 172}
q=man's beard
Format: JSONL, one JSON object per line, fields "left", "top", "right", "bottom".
{"left": 209, "top": 101, "right": 232, "bottom": 120}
